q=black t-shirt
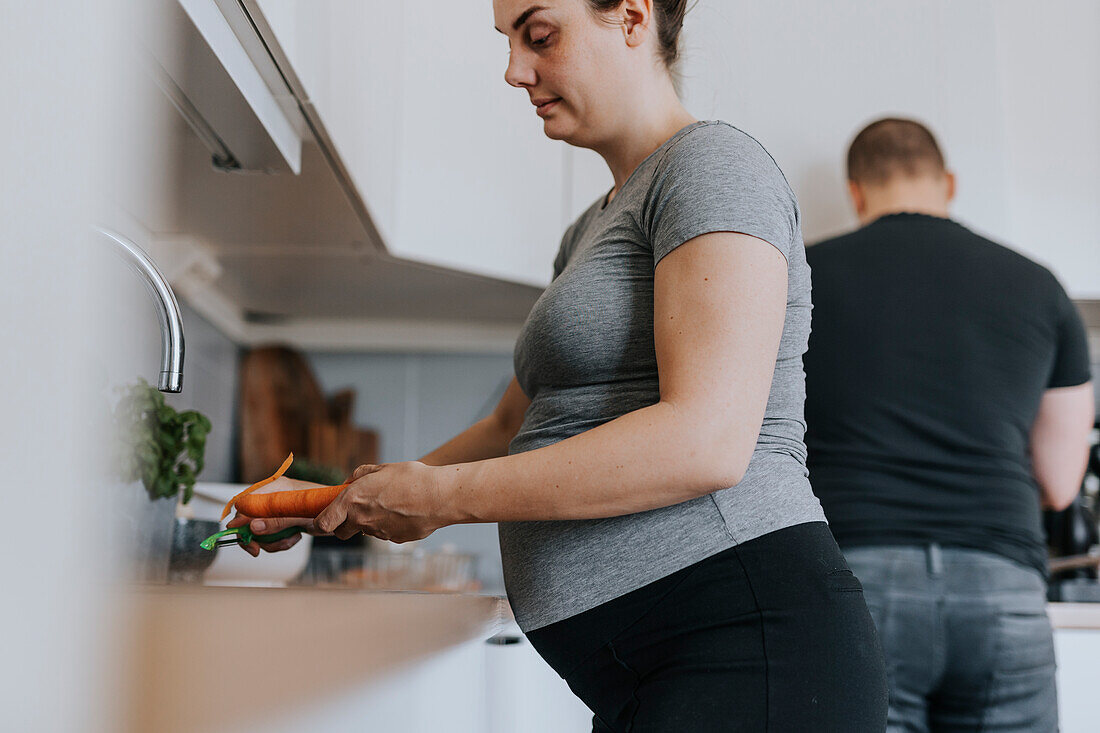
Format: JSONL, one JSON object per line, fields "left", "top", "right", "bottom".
{"left": 804, "top": 213, "right": 1092, "bottom": 576}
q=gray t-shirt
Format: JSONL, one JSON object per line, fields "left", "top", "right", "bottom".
{"left": 502, "top": 121, "right": 825, "bottom": 631}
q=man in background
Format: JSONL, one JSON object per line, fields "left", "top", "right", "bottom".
{"left": 804, "top": 117, "right": 1094, "bottom": 732}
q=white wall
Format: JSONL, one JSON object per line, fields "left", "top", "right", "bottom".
{"left": 0, "top": 3, "right": 124, "bottom": 732}
{"left": 567, "top": 0, "right": 1100, "bottom": 297}
{"left": 991, "top": 2, "right": 1100, "bottom": 299}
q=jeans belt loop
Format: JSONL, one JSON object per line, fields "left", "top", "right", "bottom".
{"left": 927, "top": 542, "right": 944, "bottom": 576}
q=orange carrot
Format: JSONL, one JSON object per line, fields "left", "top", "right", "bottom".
{"left": 221, "top": 453, "right": 295, "bottom": 520}
{"left": 234, "top": 483, "right": 348, "bottom": 518}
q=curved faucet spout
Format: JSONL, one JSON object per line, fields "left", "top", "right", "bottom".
{"left": 98, "top": 228, "right": 185, "bottom": 393}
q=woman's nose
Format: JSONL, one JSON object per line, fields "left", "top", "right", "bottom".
{"left": 504, "top": 50, "right": 537, "bottom": 88}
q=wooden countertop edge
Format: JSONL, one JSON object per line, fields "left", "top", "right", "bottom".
{"left": 1048, "top": 602, "right": 1100, "bottom": 630}
{"left": 119, "top": 586, "right": 504, "bottom": 733}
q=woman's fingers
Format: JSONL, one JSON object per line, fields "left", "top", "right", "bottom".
{"left": 315, "top": 495, "right": 350, "bottom": 535}
{"left": 367, "top": 527, "right": 392, "bottom": 543}
{"left": 240, "top": 529, "right": 302, "bottom": 555}
{"left": 319, "top": 467, "right": 395, "bottom": 539}
{"left": 257, "top": 533, "right": 301, "bottom": 553}
{"left": 248, "top": 516, "right": 314, "bottom": 535}
{"left": 332, "top": 520, "right": 364, "bottom": 541}
{"left": 350, "top": 463, "right": 382, "bottom": 481}
{"left": 226, "top": 513, "right": 251, "bottom": 529}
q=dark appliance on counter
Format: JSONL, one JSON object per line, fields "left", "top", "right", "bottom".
{"left": 1045, "top": 421, "right": 1100, "bottom": 602}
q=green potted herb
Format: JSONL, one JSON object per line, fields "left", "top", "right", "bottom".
{"left": 112, "top": 378, "right": 213, "bottom": 582}
{"left": 113, "top": 377, "right": 211, "bottom": 504}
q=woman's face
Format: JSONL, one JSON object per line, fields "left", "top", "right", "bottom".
{"left": 493, "top": 0, "right": 632, "bottom": 148}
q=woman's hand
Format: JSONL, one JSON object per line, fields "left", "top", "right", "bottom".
{"left": 226, "top": 511, "right": 327, "bottom": 557}
{"left": 314, "top": 461, "right": 453, "bottom": 543}
{"left": 226, "top": 474, "right": 339, "bottom": 556}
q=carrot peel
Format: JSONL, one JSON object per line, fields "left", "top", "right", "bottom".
{"left": 221, "top": 452, "right": 295, "bottom": 520}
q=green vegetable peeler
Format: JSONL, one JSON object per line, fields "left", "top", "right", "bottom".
{"left": 199, "top": 525, "right": 303, "bottom": 551}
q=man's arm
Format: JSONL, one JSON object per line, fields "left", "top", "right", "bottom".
{"left": 1030, "top": 381, "right": 1095, "bottom": 510}
{"left": 418, "top": 378, "right": 531, "bottom": 466}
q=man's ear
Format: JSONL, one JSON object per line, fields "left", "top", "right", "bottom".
{"left": 847, "top": 180, "right": 866, "bottom": 217}
{"left": 944, "top": 171, "right": 957, "bottom": 204}
{"left": 621, "top": 0, "right": 653, "bottom": 48}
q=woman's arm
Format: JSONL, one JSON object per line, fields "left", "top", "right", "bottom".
{"left": 419, "top": 378, "right": 531, "bottom": 466}
{"left": 232, "top": 379, "right": 530, "bottom": 553}
{"left": 311, "top": 231, "right": 789, "bottom": 540}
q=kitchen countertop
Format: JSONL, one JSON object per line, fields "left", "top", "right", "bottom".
{"left": 1048, "top": 602, "right": 1100, "bottom": 630}
{"left": 115, "top": 588, "right": 1100, "bottom": 733}
{"left": 119, "top": 585, "right": 504, "bottom": 733}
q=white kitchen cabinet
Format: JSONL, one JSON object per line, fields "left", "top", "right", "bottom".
{"left": 254, "top": 636, "right": 491, "bottom": 733}
{"left": 256, "top": 0, "right": 568, "bottom": 287}
{"left": 393, "top": 5, "right": 568, "bottom": 287}
{"left": 1054, "top": 626, "right": 1100, "bottom": 733}
{"left": 252, "top": 625, "right": 591, "bottom": 733}
{"left": 255, "top": 1, "right": 1098, "bottom": 296}
{"left": 251, "top": 0, "right": 403, "bottom": 246}
{"left": 485, "top": 623, "right": 595, "bottom": 732}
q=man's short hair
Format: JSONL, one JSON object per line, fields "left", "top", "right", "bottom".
{"left": 847, "top": 118, "right": 946, "bottom": 185}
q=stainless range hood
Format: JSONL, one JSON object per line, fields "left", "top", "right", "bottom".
{"left": 149, "top": 0, "right": 307, "bottom": 174}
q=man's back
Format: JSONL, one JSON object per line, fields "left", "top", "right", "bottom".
{"left": 805, "top": 212, "right": 1091, "bottom": 576}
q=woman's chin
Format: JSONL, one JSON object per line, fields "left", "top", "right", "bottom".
{"left": 541, "top": 123, "right": 564, "bottom": 141}
{"left": 540, "top": 114, "right": 575, "bottom": 142}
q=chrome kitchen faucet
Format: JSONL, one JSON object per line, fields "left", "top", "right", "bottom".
{"left": 98, "top": 227, "right": 185, "bottom": 393}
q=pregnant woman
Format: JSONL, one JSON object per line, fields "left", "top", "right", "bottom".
{"left": 236, "top": 1, "right": 887, "bottom": 729}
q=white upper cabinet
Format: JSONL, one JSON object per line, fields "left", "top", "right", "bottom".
{"left": 256, "top": 0, "right": 569, "bottom": 287}
{"left": 393, "top": 5, "right": 569, "bottom": 287}
{"left": 252, "top": 0, "right": 403, "bottom": 247}
{"left": 256, "top": 0, "right": 1097, "bottom": 297}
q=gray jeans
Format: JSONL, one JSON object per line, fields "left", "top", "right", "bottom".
{"left": 844, "top": 545, "right": 1058, "bottom": 733}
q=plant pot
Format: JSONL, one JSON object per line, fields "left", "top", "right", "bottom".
{"left": 168, "top": 518, "right": 220, "bottom": 583}
{"left": 113, "top": 481, "right": 177, "bottom": 583}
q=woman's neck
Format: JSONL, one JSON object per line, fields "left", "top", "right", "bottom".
{"left": 596, "top": 84, "right": 696, "bottom": 200}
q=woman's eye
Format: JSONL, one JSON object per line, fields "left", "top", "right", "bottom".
{"left": 529, "top": 32, "right": 553, "bottom": 48}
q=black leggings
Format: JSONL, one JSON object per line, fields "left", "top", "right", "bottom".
{"left": 526, "top": 522, "right": 888, "bottom": 732}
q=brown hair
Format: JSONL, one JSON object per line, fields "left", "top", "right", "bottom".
{"left": 586, "top": 0, "right": 691, "bottom": 70}
{"left": 847, "top": 117, "right": 947, "bottom": 185}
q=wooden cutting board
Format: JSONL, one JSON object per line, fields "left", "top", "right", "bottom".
{"left": 238, "top": 346, "right": 378, "bottom": 483}
{"left": 239, "top": 346, "right": 327, "bottom": 482}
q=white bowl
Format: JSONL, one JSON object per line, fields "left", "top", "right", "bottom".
{"left": 186, "top": 482, "right": 312, "bottom": 587}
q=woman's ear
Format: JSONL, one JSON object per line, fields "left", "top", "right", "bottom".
{"left": 620, "top": 0, "right": 653, "bottom": 48}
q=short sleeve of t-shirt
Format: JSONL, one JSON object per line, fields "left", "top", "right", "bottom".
{"left": 551, "top": 234, "right": 570, "bottom": 280}
{"left": 644, "top": 122, "right": 798, "bottom": 267}
{"left": 1048, "top": 283, "right": 1092, "bottom": 388}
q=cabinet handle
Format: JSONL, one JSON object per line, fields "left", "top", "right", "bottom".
{"left": 486, "top": 634, "right": 523, "bottom": 646}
